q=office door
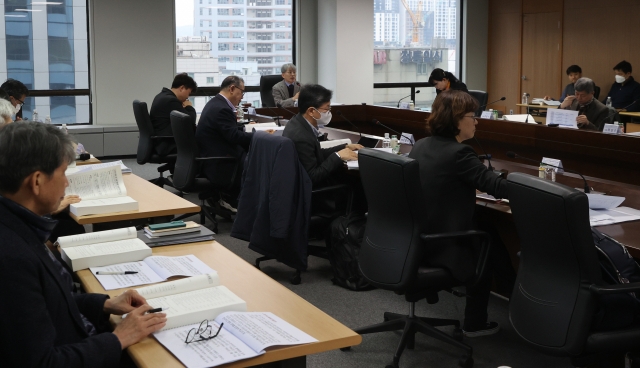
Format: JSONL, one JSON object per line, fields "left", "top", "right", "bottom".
{"left": 521, "top": 12, "right": 562, "bottom": 105}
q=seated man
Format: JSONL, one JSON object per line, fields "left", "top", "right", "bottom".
{"left": 544, "top": 64, "right": 585, "bottom": 102}
{"left": 282, "top": 84, "right": 361, "bottom": 188}
{"left": 605, "top": 60, "right": 640, "bottom": 112}
{"left": 0, "top": 122, "right": 166, "bottom": 367}
{"left": 196, "top": 76, "right": 253, "bottom": 210}
{"left": 561, "top": 78, "right": 609, "bottom": 131}
{"left": 0, "top": 78, "right": 29, "bottom": 121}
{"left": 272, "top": 63, "right": 301, "bottom": 107}
{"left": 149, "top": 73, "right": 197, "bottom": 156}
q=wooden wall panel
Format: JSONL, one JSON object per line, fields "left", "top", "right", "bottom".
{"left": 521, "top": 12, "right": 562, "bottom": 100}
{"left": 562, "top": 1, "right": 640, "bottom": 101}
{"left": 523, "top": 0, "right": 562, "bottom": 13}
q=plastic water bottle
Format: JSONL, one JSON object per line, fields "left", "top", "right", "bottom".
{"left": 382, "top": 133, "right": 390, "bottom": 149}
{"left": 606, "top": 97, "right": 612, "bottom": 108}
{"left": 408, "top": 101, "right": 415, "bottom": 111}
{"left": 618, "top": 122, "right": 625, "bottom": 133}
{"left": 44, "top": 115, "right": 51, "bottom": 124}
{"left": 390, "top": 135, "right": 399, "bottom": 153}
{"left": 32, "top": 109, "right": 39, "bottom": 122}
{"left": 61, "top": 124, "right": 68, "bottom": 134}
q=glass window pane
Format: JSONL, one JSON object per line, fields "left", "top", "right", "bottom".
{"left": 373, "top": 0, "right": 459, "bottom": 108}
{"left": 176, "top": 0, "right": 293, "bottom": 110}
{"left": 1, "top": 0, "right": 89, "bottom": 124}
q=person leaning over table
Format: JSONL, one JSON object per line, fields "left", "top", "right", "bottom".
{"left": 272, "top": 63, "right": 301, "bottom": 108}
{"left": 428, "top": 68, "right": 468, "bottom": 95}
{"left": 0, "top": 122, "right": 167, "bottom": 368}
{"left": 408, "top": 90, "right": 516, "bottom": 338}
{"left": 560, "top": 77, "right": 609, "bottom": 131}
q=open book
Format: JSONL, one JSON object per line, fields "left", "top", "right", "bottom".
{"left": 90, "top": 254, "right": 216, "bottom": 290}
{"left": 58, "top": 227, "right": 151, "bottom": 271}
{"left": 66, "top": 165, "right": 138, "bottom": 216}
{"left": 135, "top": 274, "right": 247, "bottom": 331}
{"left": 154, "top": 311, "right": 318, "bottom": 368}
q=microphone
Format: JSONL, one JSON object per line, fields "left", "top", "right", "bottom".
{"left": 600, "top": 99, "right": 638, "bottom": 126}
{"left": 473, "top": 137, "right": 494, "bottom": 171}
{"left": 336, "top": 111, "right": 362, "bottom": 138}
{"left": 276, "top": 102, "right": 298, "bottom": 117}
{"left": 506, "top": 151, "right": 591, "bottom": 193}
{"left": 371, "top": 119, "right": 414, "bottom": 146}
{"left": 397, "top": 90, "right": 421, "bottom": 108}
{"left": 477, "top": 97, "right": 506, "bottom": 113}
{"left": 263, "top": 106, "right": 285, "bottom": 126}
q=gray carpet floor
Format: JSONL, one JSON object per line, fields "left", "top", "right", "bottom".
{"left": 105, "top": 157, "right": 569, "bottom": 368}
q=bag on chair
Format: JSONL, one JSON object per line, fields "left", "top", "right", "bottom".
{"left": 592, "top": 227, "right": 640, "bottom": 298}
{"left": 327, "top": 213, "right": 375, "bottom": 291}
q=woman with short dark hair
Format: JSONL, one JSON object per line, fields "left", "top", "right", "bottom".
{"left": 428, "top": 68, "right": 468, "bottom": 95}
{"left": 409, "top": 89, "right": 514, "bottom": 338}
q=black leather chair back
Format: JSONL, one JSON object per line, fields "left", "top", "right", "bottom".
{"left": 507, "top": 173, "right": 602, "bottom": 355}
{"left": 358, "top": 149, "right": 426, "bottom": 291}
{"left": 606, "top": 105, "right": 620, "bottom": 126}
{"left": 170, "top": 111, "right": 199, "bottom": 192}
{"left": 594, "top": 85, "right": 601, "bottom": 100}
{"left": 133, "top": 100, "right": 155, "bottom": 165}
{"left": 260, "top": 75, "right": 283, "bottom": 107}
{"left": 468, "top": 90, "right": 488, "bottom": 116}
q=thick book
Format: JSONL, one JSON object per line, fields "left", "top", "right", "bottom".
{"left": 134, "top": 274, "right": 247, "bottom": 331}
{"left": 58, "top": 227, "right": 151, "bottom": 271}
{"left": 154, "top": 311, "right": 318, "bottom": 368}
{"left": 144, "top": 221, "right": 201, "bottom": 238}
{"left": 66, "top": 165, "right": 138, "bottom": 216}
{"left": 137, "top": 226, "right": 216, "bottom": 248}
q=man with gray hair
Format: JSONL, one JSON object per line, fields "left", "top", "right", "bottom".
{"left": 0, "top": 122, "right": 167, "bottom": 367}
{"left": 561, "top": 77, "right": 610, "bottom": 131}
{"left": 272, "top": 63, "right": 301, "bottom": 107}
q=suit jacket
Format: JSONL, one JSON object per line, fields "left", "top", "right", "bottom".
{"left": 231, "top": 132, "right": 312, "bottom": 270}
{"left": 196, "top": 94, "right": 252, "bottom": 188}
{"left": 564, "top": 97, "right": 610, "bottom": 131}
{"left": 0, "top": 198, "right": 121, "bottom": 368}
{"left": 408, "top": 135, "right": 509, "bottom": 281}
{"left": 272, "top": 80, "right": 301, "bottom": 108}
{"left": 149, "top": 87, "right": 197, "bottom": 156}
{"left": 283, "top": 113, "right": 346, "bottom": 187}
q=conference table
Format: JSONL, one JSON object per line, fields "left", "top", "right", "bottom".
{"left": 257, "top": 105, "right": 640, "bottom": 262}
{"left": 76, "top": 240, "right": 362, "bottom": 368}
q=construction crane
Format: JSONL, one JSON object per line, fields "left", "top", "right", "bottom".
{"left": 400, "top": 0, "right": 424, "bottom": 46}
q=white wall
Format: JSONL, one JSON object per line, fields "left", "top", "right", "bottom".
{"left": 462, "top": 0, "right": 489, "bottom": 91}
{"left": 296, "top": 0, "right": 318, "bottom": 84}
{"left": 89, "top": 0, "right": 176, "bottom": 125}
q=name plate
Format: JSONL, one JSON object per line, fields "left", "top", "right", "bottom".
{"left": 399, "top": 132, "right": 415, "bottom": 145}
{"left": 542, "top": 157, "right": 564, "bottom": 173}
{"left": 480, "top": 111, "right": 493, "bottom": 119}
{"left": 399, "top": 102, "right": 410, "bottom": 110}
{"left": 602, "top": 124, "right": 621, "bottom": 134}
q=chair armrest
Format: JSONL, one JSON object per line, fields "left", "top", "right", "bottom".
{"left": 150, "top": 135, "right": 174, "bottom": 139}
{"left": 195, "top": 156, "right": 237, "bottom": 162}
{"left": 589, "top": 282, "right": 640, "bottom": 295}
{"left": 311, "top": 184, "right": 349, "bottom": 194}
{"left": 420, "top": 230, "right": 489, "bottom": 243}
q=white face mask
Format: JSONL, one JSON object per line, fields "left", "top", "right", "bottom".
{"left": 313, "top": 108, "right": 332, "bottom": 127}
{"left": 615, "top": 75, "right": 626, "bottom": 84}
{"left": 12, "top": 104, "right": 21, "bottom": 115}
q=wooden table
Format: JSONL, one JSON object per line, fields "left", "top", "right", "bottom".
{"left": 77, "top": 241, "right": 362, "bottom": 368}
{"left": 70, "top": 174, "right": 200, "bottom": 225}
{"left": 76, "top": 156, "right": 102, "bottom": 165}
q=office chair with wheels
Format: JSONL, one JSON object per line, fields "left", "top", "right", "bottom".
{"left": 169, "top": 111, "right": 236, "bottom": 233}
{"left": 259, "top": 75, "right": 283, "bottom": 107}
{"left": 132, "top": 100, "right": 176, "bottom": 188}
{"left": 507, "top": 173, "right": 640, "bottom": 367}
{"left": 468, "top": 90, "right": 488, "bottom": 117}
{"left": 347, "top": 149, "right": 492, "bottom": 368}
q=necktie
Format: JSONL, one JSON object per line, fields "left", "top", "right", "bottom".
{"left": 287, "top": 84, "right": 294, "bottom": 98}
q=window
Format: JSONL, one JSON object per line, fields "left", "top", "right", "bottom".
{"left": 274, "top": 32, "right": 286, "bottom": 39}
{"left": 232, "top": 21, "right": 244, "bottom": 27}
{"left": 274, "top": 22, "right": 286, "bottom": 28}
{"left": 255, "top": 32, "right": 271, "bottom": 40}
{"left": 276, "top": 0, "right": 285, "bottom": 4}
{"left": 233, "top": 43, "right": 245, "bottom": 50}
{"left": 256, "top": 44, "right": 272, "bottom": 52}
{"left": 219, "top": 56, "right": 229, "bottom": 62}
{"left": 217, "top": 9, "right": 228, "bottom": 15}
{"left": 233, "top": 56, "right": 245, "bottom": 62}
{"left": 218, "top": 21, "right": 230, "bottom": 27}
{"left": 218, "top": 0, "right": 227, "bottom": 3}
{"left": 257, "top": 0, "right": 271, "bottom": 5}
{"left": 207, "top": 77, "right": 214, "bottom": 83}
{"left": 200, "top": 8, "right": 203, "bottom": 15}
{"left": 275, "top": 44, "right": 286, "bottom": 51}
{"left": 255, "top": 57, "right": 272, "bottom": 64}
{"left": 256, "top": 10, "right": 271, "bottom": 17}
{"left": 258, "top": 67, "right": 273, "bottom": 75}
{"left": 233, "top": 0, "right": 244, "bottom": 3}
{"left": 232, "top": 8, "right": 243, "bottom": 16}
{"left": 275, "top": 55, "right": 288, "bottom": 62}
{"left": 275, "top": 10, "right": 285, "bottom": 16}
{"left": 218, "top": 43, "right": 230, "bottom": 51}
{"left": 209, "top": 8, "right": 212, "bottom": 15}
{"left": 218, "top": 32, "right": 230, "bottom": 38}
{"left": 232, "top": 32, "right": 244, "bottom": 38}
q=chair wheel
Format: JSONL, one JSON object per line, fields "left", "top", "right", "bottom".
{"left": 290, "top": 273, "right": 301, "bottom": 285}
{"left": 340, "top": 347, "right": 351, "bottom": 352}
{"left": 459, "top": 356, "right": 473, "bottom": 368}
{"left": 453, "top": 328, "right": 464, "bottom": 341}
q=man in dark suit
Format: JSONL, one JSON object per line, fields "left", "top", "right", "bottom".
{"left": 149, "top": 73, "right": 198, "bottom": 156}
{"left": 272, "top": 63, "right": 301, "bottom": 108}
{"left": 561, "top": 77, "right": 610, "bottom": 131}
{"left": 283, "top": 84, "right": 361, "bottom": 188}
{"left": 0, "top": 122, "right": 166, "bottom": 367}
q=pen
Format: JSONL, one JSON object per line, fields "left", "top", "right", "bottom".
{"left": 147, "top": 307, "right": 170, "bottom": 313}
{"left": 95, "top": 271, "right": 139, "bottom": 275}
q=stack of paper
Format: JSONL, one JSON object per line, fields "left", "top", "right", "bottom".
{"left": 137, "top": 226, "right": 216, "bottom": 247}
{"left": 76, "top": 160, "right": 132, "bottom": 174}
{"left": 587, "top": 194, "right": 640, "bottom": 226}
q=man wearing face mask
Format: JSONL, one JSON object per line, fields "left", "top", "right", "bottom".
{"left": 0, "top": 78, "right": 29, "bottom": 121}
{"left": 283, "top": 84, "right": 362, "bottom": 187}
{"left": 605, "top": 60, "right": 640, "bottom": 112}
{"left": 561, "top": 78, "right": 609, "bottom": 131}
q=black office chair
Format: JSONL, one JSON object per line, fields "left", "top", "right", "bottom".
{"left": 132, "top": 100, "right": 176, "bottom": 188}
{"left": 606, "top": 105, "right": 620, "bottom": 126}
{"left": 468, "top": 90, "right": 488, "bottom": 117}
{"left": 594, "top": 85, "right": 601, "bottom": 100}
{"left": 347, "top": 149, "right": 491, "bottom": 368}
{"left": 259, "top": 74, "right": 283, "bottom": 107}
{"left": 169, "top": 111, "right": 236, "bottom": 233}
{"left": 507, "top": 173, "right": 640, "bottom": 367}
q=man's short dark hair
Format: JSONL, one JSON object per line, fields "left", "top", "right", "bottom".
{"left": 220, "top": 75, "right": 244, "bottom": 90}
{"left": 171, "top": 73, "right": 198, "bottom": 91}
{"left": 614, "top": 60, "right": 632, "bottom": 74}
{"left": 298, "top": 84, "right": 332, "bottom": 113}
{"left": 0, "top": 89, "right": 10, "bottom": 102}
{"left": 0, "top": 122, "right": 75, "bottom": 194}
{"left": 0, "top": 79, "right": 29, "bottom": 100}
{"left": 566, "top": 65, "right": 582, "bottom": 75}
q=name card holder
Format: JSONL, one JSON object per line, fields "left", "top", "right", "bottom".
{"left": 602, "top": 124, "right": 621, "bottom": 134}
{"left": 542, "top": 157, "right": 564, "bottom": 173}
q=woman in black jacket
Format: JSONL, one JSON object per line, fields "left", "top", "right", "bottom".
{"left": 428, "top": 68, "right": 468, "bottom": 95}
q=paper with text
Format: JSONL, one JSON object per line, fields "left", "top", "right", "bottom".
{"left": 136, "top": 273, "right": 220, "bottom": 299}
{"left": 586, "top": 194, "right": 626, "bottom": 210}
{"left": 547, "top": 108, "right": 578, "bottom": 129}
{"left": 76, "top": 160, "right": 131, "bottom": 174}
{"left": 590, "top": 207, "right": 640, "bottom": 227}
{"left": 58, "top": 227, "right": 136, "bottom": 248}
{"left": 66, "top": 165, "right": 127, "bottom": 199}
